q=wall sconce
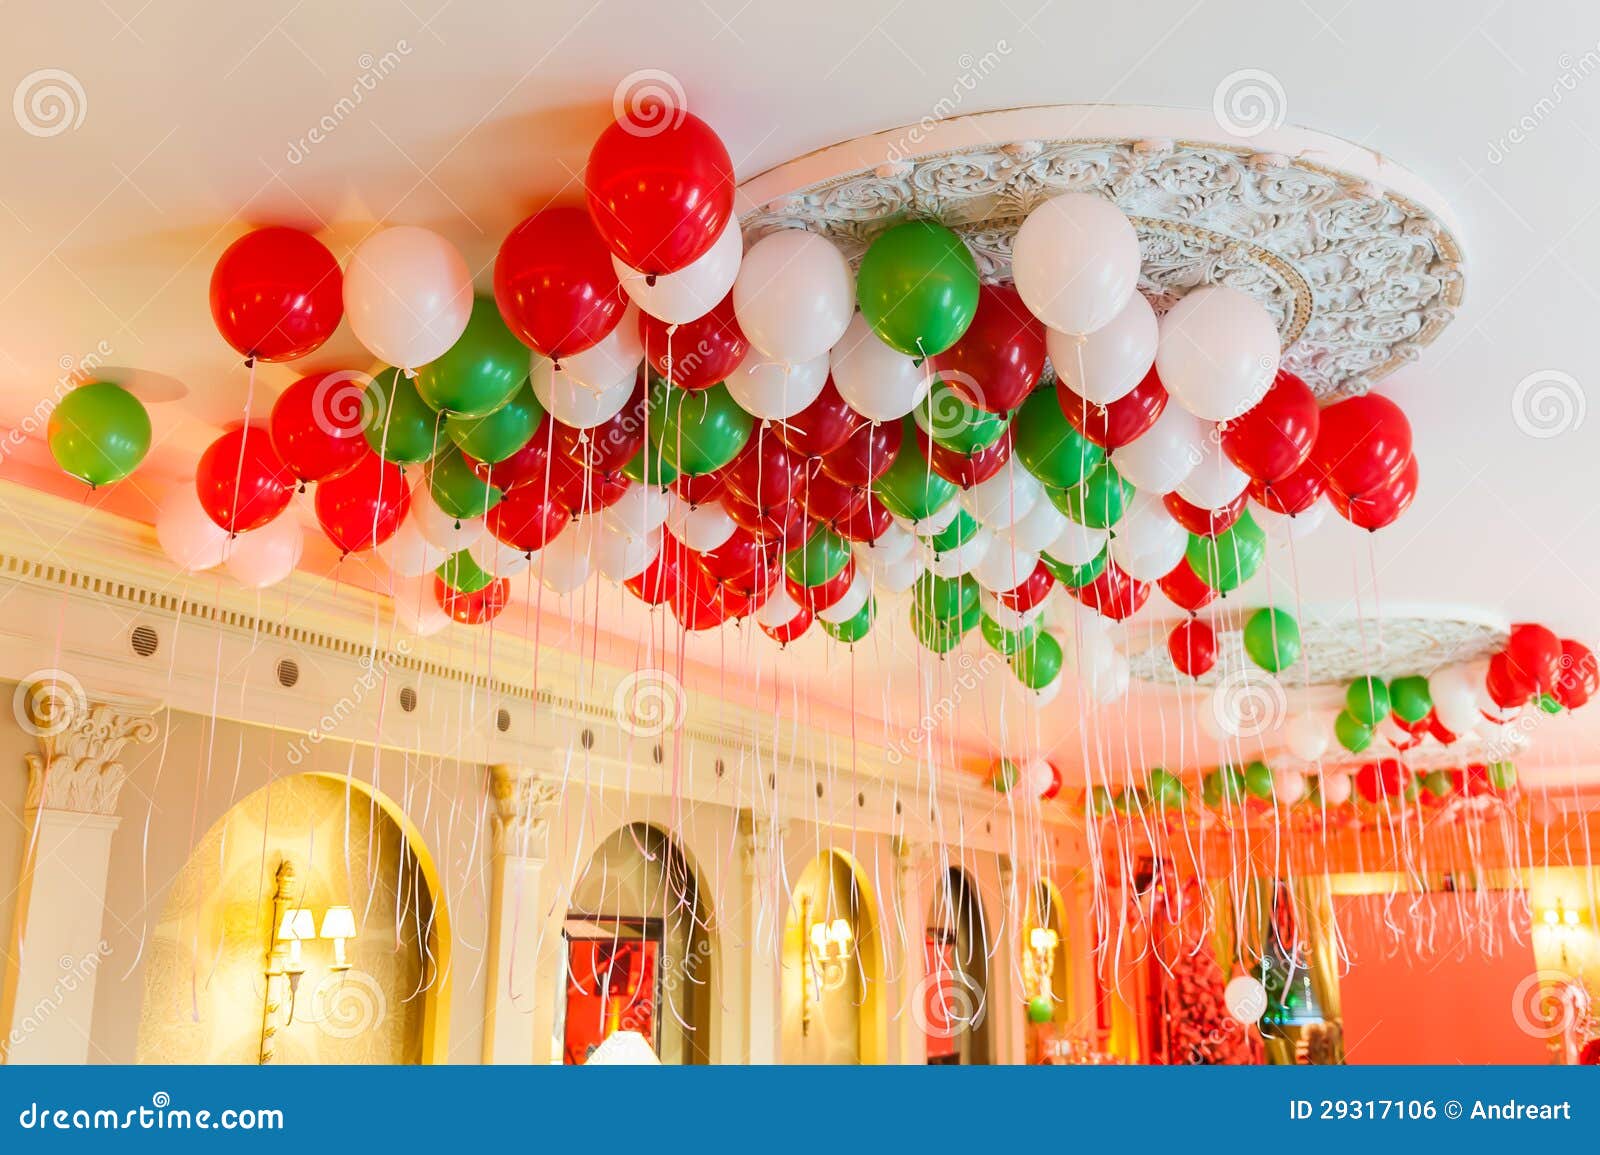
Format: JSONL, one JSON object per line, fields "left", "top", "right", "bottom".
{"left": 798, "top": 894, "right": 854, "bottom": 1037}
{"left": 1024, "top": 926, "right": 1059, "bottom": 1010}
{"left": 258, "top": 860, "right": 358, "bottom": 1064}
{"left": 320, "top": 906, "right": 356, "bottom": 972}
{"left": 1538, "top": 901, "right": 1587, "bottom": 968}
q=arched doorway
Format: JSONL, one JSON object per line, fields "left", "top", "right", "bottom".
{"left": 559, "top": 823, "right": 714, "bottom": 1064}
{"left": 923, "top": 867, "right": 991, "bottom": 1064}
{"left": 781, "top": 849, "right": 886, "bottom": 1063}
{"left": 1023, "top": 879, "right": 1072, "bottom": 1062}
{"left": 136, "top": 774, "right": 446, "bottom": 1064}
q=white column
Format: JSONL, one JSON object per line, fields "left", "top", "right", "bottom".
{"left": 992, "top": 856, "right": 1026, "bottom": 1064}
{"left": 0, "top": 691, "right": 158, "bottom": 1064}
{"left": 480, "top": 763, "right": 560, "bottom": 1065}
{"left": 740, "top": 812, "right": 784, "bottom": 1063}
{"left": 894, "top": 837, "right": 931, "bottom": 1065}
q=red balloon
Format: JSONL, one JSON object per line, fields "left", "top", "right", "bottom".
{"left": 1506, "top": 622, "right": 1562, "bottom": 695}
{"left": 268, "top": 371, "right": 370, "bottom": 484}
{"left": 1312, "top": 393, "right": 1412, "bottom": 498}
{"left": 820, "top": 416, "right": 901, "bottom": 488}
{"left": 1355, "top": 758, "right": 1408, "bottom": 803}
{"left": 723, "top": 426, "right": 800, "bottom": 511}
{"left": 1329, "top": 454, "right": 1417, "bottom": 531}
{"left": 314, "top": 451, "right": 410, "bottom": 553}
{"left": 1427, "top": 711, "right": 1458, "bottom": 746}
{"left": 435, "top": 575, "right": 509, "bottom": 625}
{"left": 773, "top": 377, "right": 859, "bottom": 460}
{"left": 1163, "top": 491, "right": 1245, "bottom": 538}
{"left": 468, "top": 429, "right": 551, "bottom": 492}
{"left": 196, "top": 424, "right": 295, "bottom": 533}
{"left": 1058, "top": 367, "right": 1167, "bottom": 450}
{"left": 672, "top": 567, "right": 733, "bottom": 630}
{"left": 929, "top": 283, "right": 1046, "bottom": 414}
{"left": 672, "top": 467, "right": 728, "bottom": 506}
{"left": 1168, "top": 619, "right": 1217, "bottom": 678}
{"left": 1555, "top": 638, "right": 1599, "bottom": 709}
{"left": 626, "top": 538, "right": 683, "bottom": 605}
{"left": 761, "top": 602, "right": 812, "bottom": 646}
{"left": 995, "top": 560, "right": 1054, "bottom": 612}
{"left": 1159, "top": 557, "right": 1217, "bottom": 613}
{"left": 832, "top": 492, "right": 893, "bottom": 543}
{"left": 1454, "top": 762, "right": 1493, "bottom": 798}
{"left": 695, "top": 526, "right": 763, "bottom": 584}
{"left": 486, "top": 485, "right": 569, "bottom": 553}
{"left": 924, "top": 430, "right": 1012, "bottom": 488}
{"left": 1073, "top": 561, "right": 1150, "bottom": 621}
{"left": 547, "top": 454, "right": 629, "bottom": 516}
{"left": 1485, "top": 649, "right": 1536, "bottom": 710}
{"left": 1220, "top": 369, "right": 1320, "bottom": 483}
{"left": 798, "top": 465, "right": 860, "bottom": 525}
{"left": 1249, "top": 455, "right": 1326, "bottom": 516}
{"left": 209, "top": 227, "right": 342, "bottom": 363}
{"left": 787, "top": 558, "right": 856, "bottom": 613}
{"left": 552, "top": 388, "right": 645, "bottom": 477}
{"left": 724, "top": 548, "right": 783, "bottom": 600}
{"left": 723, "top": 491, "right": 812, "bottom": 547}
{"left": 493, "top": 206, "right": 626, "bottom": 358}
{"left": 640, "top": 292, "right": 747, "bottom": 389}
{"left": 585, "top": 105, "right": 735, "bottom": 276}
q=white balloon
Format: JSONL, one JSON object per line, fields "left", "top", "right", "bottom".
{"left": 724, "top": 347, "right": 829, "bottom": 420}
{"left": 817, "top": 569, "right": 871, "bottom": 624}
{"left": 1283, "top": 711, "right": 1330, "bottom": 761}
{"left": 409, "top": 487, "right": 485, "bottom": 552}
{"left": 391, "top": 576, "right": 451, "bottom": 636}
{"left": 1110, "top": 403, "right": 1206, "bottom": 494}
{"left": 982, "top": 593, "right": 1044, "bottom": 632}
{"left": 1178, "top": 434, "right": 1250, "bottom": 509}
{"left": 604, "top": 483, "right": 671, "bottom": 540}
{"left": 156, "top": 485, "right": 231, "bottom": 572}
{"left": 974, "top": 541, "right": 1039, "bottom": 594}
{"left": 343, "top": 226, "right": 472, "bottom": 369}
{"left": 1083, "top": 647, "right": 1131, "bottom": 704}
{"left": 379, "top": 513, "right": 448, "bottom": 577}
{"left": 596, "top": 525, "right": 658, "bottom": 582}
{"left": 856, "top": 521, "right": 914, "bottom": 566}
{"left": 925, "top": 528, "right": 991, "bottom": 578}
{"left": 1021, "top": 758, "right": 1057, "bottom": 798}
{"left": 225, "top": 516, "right": 303, "bottom": 589}
{"left": 1044, "top": 515, "right": 1108, "bottom": 566}
{"left": 961, "top": 464, "right": 1041, "bottom": 530}
{"left": 1049, "top": 291, "right": 1156, "bottom": 405}
{"left": 733, "top": 230, "right": 854, "bottom": 364}
{"left": 1155, "top": 285, "right": 1281, "bottom": 422}
{"left": 468, "top": 533, "right": 533, "bottom": 579}
{"left": 755, "top": 585, "right": 804, "bottom": 629}
{"left": 539, "top": 520, "right": 596, "bottom": 593}
{"left": 614, "top": 218, "right": 741, "bottom": 324}
{"left": 664, "top": 493, "right": 736, "bottom": 552}
{"left": 1431, "top": 663, "right": 1484, "bottom": 736}
{"left": 1318, "top": 772, "right": 1352, "bottom": 806}
{"left": 830, "top": 314, "right": 928, "bottom": 421}
{"left": 871, "top": 555, "right": 924, "bottom": 594}
{"left": 1006, "top": 496, "right": 1066, "bottom": 554}
{"left": 1254, "top": 502, "right": 1327, "bottom": 540}
{"left": 910, "top": 500, "right": 962, "bottom": 537}
{"left": 1272, "top": 768, "right": 1308, "bottom": 805}
{"left": 1109, "top": 492, "right": 1186, "bottom": 581}
{"left": 1022, "top": 676, "right": 1065, "bottom": 706}
{"left": 561, "top": 303, "right": 643, "bottom": 391}
{"left": 1011, "top": 193, "right": 1141, "bottom": 335}
{"left": 531, "top": 355, "right": 634, "bottom": 429}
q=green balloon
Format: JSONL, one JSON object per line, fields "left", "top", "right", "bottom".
{"left": 437, "top": 549, "right": 494, "bottom": 594}
{"left": 785, "top": 526, "right": 852, "bottom": 588}
{"left": 1538, "top": 693, "right": 1563, "bottom": 715}
{"left": 821, "top": 596, "right": 875, "bottom": 643}
{"left": 1422, "top": 769, "right": 1455, "bottom": 800}
{"left": 1113, "top": 787, "right": 1149, "bottom": 815}
{"left": 992, "top": 758, "right": 1021, "bottom": 793}
{"left": 1202, "top": 765, "right": 1247, "bottom": 808}
{"left": 1345, "top": 676, "right": 1390, "bottom": 727}
{"left": 1398, "top": 774, "right": 1421, "bottom": 803}
{"left": 1088, "top": 785, "right": 1115, "bottom": 817}
{"left": 1243, "top": 607, "right": 1300, "bottom": 672}
{"left": 957, "top": 597, "right": 982, "bottom": 635}
{"left": 365, "top": 366, "right": 441, "bottom": 465}
{"left": 1027, "top": 996, "right": 1054, "bottom": 1025}
{"left": 429, "top": 448, "right": 503, "bottom": 521}
{"left": 913, "top": 571, "right": 977, "bottom": 621}
{"left": 1012, "top": 387, "right": 1103, "bottom": 489}
{"left": 914, "top": 607, "right": 964, "bottom": 653}
{"left": 1185, "top": 510, "right": 1266, "bottom": 593}
{"left": 1148, "top": 766, "right": 1186, "bottom": 809}
{"left": 620, "top": 441, "right": 678, "bottom": 486}
{"left": 655, "top": 382, "right": 752, "bottom": 477}
{"left": 913, "top": 379, "right": 1007, "bottom": 455}
{"left": 929, "top": 507, "right": 982, "bottom": 554}
{"left": 1389, "top": 675, "right": 1432, "bottom": 724}
{"left": 445, "top": 381, "right": 544, "bottom": 464}
{"left": 1042, "top": 546, "right": 1107, "bottom": 589}
{"left": 1244, "top": 760, "right": 1275, "bottom": 801}
{"left": 980, "top": 613, "right": 1039, "bottom": 656}
{"left": 415, "top": 295, "right": 531, "bottom": 417}
{"left": 1487, "top": 760, "right": 1518, "bottom": 790}
{"left": 874, "top": 420, "right": 958, "bottom": 522}
{"left": 1334, "top": 710, "right": 1373, "bottom": 754}
{"left": 856, "top": 220, "right": 979, "bottom": 357}
{"left": 48, "top": 381, "right": 151, "bottom": 486}
{"left": 1053, "top": 462, "right": 1130, "bottom": 529}
{"left": 1011, "top": 631, "right": 1063, "bottom": 690}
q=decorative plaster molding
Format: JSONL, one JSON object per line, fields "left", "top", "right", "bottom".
{"left": 21, "top": 688, "right": 161, "bottom": 816}
{"left": 487, "top": 764, "right": 562, "bottom": 859}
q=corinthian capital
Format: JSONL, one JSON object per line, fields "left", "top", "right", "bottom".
{"left": 487, "top": 763, "right": 561, "bottom": 859}
{"left": 18, "top": 677, "right": 161, "bottom": 817}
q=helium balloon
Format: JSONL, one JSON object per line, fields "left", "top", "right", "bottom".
{"left": 1329, "top": 454, "right": 1417, "bottom": 531}
{"left": 831, "top": 314, "right": 929, "bottom": 422}
{"left": 785, "top": 525, "right": 852, "bottom": 588}
{"left": 209, "top": 227, "right": 342, "bottom": 362}
{"left": 444, "top": 381, "right": 544, "bottom": 465}
{"left": 914, "top": 378, "right": 1008, "bottom": 456}
{"left": 1283, "top": 711, "right": 1329, "bottom": 761}
{"left": 1272, "top": 768, "right": 1307, "bottom": 805}
{"left": 655, "top": 382, "right": 752, "bottom": 476}
{"left": 429, "top": 448, "right": 503, "bottom": 521}
{"left": 833, "top": 492, "right": 894, "bottom": 543}
{"left": 1334, "top": 709, "right": 1374, "bottom": 753}
{"left": 539, "top": 518, "right": 597, "bottom": 594}
{"left": 822, "top": 417, "right": 903, "bottom": 490}
{"left": 1507, "top": 622, "right": 1562, "bottom": 694}
{"left": 436, "top": 574, "right": 509, "bottom": 625}
{"left": 1059, "top": 368, "right": 1167, "bottom": 450}
{"left": 531, "top": 356, "right": 635, "bottom": 430}
{"left": 1249, "top": 455, "right": 1325, "bottom": 515}
{"left": 1073, "top": 560, "right": 1149, "bottom": 621}
{"left": 409, "top": 485, "right": 484, "bottom": 552}
{"left": 604, "top": 481, "right": 671, "bottom": 541}
{"left": 1243, "top": 760, "right": 1275, "bottom": 801}
{"left": 1012, "top": 386, "right": 1104, "bottom": 489}
{"left": 585, "top": 104, "right": 734, "bottom": 275}
{"left": 615, "top": 216, "right": 741, "bottom": 324}
{"left": 1110, "top": 401, "right": 1205, "bottom": 494}
{"left": 552, "top": 385, "right": 647, "bottom": 477}
{"left": 48, "top": 381, "right": 150, "bottom": 486}
{"left": 1312, "top": 393, "right": 1412, "bottom": 498}
{"left": 973, "top": 541, "right": 1039, "bottom": 594}
{"left": 415, "top": 294, "right": 532, "bottom": 417}
{"left": 1043, "top": 546, "right": 1107, "bottom": 591}
{"left": 874, "top": 422, "right": 958, "bottom": 522}
{"left": 1429, "top": 663, "right": 1483, "bottom": 736}
{"left": 1485, "top": 649, "right": 1535, "bottom": 709}
{"left": 270, "top": 371, "right": 371, "bottom": 483}
{"left": 468, "top": 533, "right": 534, "bottom": 579}
{"left": 1178, "top": 437, "right": 1250, "bottom": 510}
{"left": 856, "top": 220, "right": 979, "bottom": 357}
{"left": 962, "top": 462, "right": 1041, "bottom": 530}
{"left": 1345, "top": 676, "right": 1390, "bottom": 726}
{"left": 380, "top": 513, "right": 447, "bottom": 577}
{"left": 733, "top": 230, "right": 855, "bottom": 365}
{"left": 492, "top": 206, "right": 626, "bottom": 359}
{"left": 156, "top": 484, "right": 232, "bottom": 572}
{"left": 620, "top": 438, "right": 679, "bottom": 487}
{"left": 364, "top": 367, "right": 442, "bottom": 466}
{"left": 1555, "top": 639, "right": 1599, "bottom": 709}
{"left": 1010, "top": 193, "right": 1140, "bottom": 335}
{"left": 1042, "top": 508, "right": 1108, "bottom": 567}
{"left": 722, "top": 426, "right": 800, "bottom": 511}
{"left": 640, "top": 291, "right": 748, "bottom": 390}
{"left": 1050, "top": 290, "right": 1156, "bottom": 406}
{"left": 344, "top": 226, "right": 472, "bottom": 369}
{"left": 315, "top": 451, "right": 411, "bottom": 553}
{"left": 1011, "top": 630, "right": 1064, "bottom": 690}
{"left": 1319, "top": 772, "right": 1352, "bottom": 806}
{"left": 1168, "top": 618, "right": 1217, "bottom": 677}
{"left": 561, "top": 304, "right": 645, "bottom": 391}
{"left": 1243, "top": 607, "right": 1300, "bottom": 672}
{"left": 196, "top": 424, "right": 295, "bottom": 533}
{"left": 1388, "top": 675, "right": 1433, "bottom": 724}
{"left": 438, "top": 548, "right": 495, "bottom": 594}
{"left": 1158, "top": 556, "right": 1216, "bottom": 613}
{"left": 724, "top": 347, "right": 830, "bottom": 421}
{"left": 821, "top": 595, "right": 875, "bottom": 644}
{"left": 1010, "top": 496, "right": 1069, "bottom": 554}
{"left": 1054, "top": 461, "right": 1130, "bottom": 530}
{"left": 1155, "top": 285, "right": 1281, "bottom": 422}
{"left": 930, "top": 283, "right": 1045, "bottom": 415}
{"left": 1202, "top": 766, "right": 1247, "bottom": 808}
{"left": 1163, "top": 490, "right": 1245, "bottom": 537}
{"left": 773, "top": 375, "right": 859, "bottom": 459}
{"left": 995, "top": 561, "right": 1054, "bottom": 612}
{"left": 1220, "top": 369, "right": 1319, "bottom": 483}
{"left": 1184, "top": 509, "right": 1265, "bottom": 592}
{"left": 795, "top": 559, "right": 859, "bottom": 615}
{"left": 547, "top": 453, "right": 629, "bottom": 517}
{"left": 595, "top": 524, "right": 659, "bottom": 582}
{"left": 1109, "top": 490, "right": 1187, "bottom": 581}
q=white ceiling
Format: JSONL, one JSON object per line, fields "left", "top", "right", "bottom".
{"left": 4, "top": 0, "right": 1600, "bottom": 778}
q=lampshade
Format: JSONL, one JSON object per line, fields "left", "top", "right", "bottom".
{"left": 277, "top": 907, "right": 316, "bottom": 941}
{"left": 586, "top": 1030, "right": 660, "bottom": 1065}
{"left": 320, "top": 905, "right": 356, "bottom": 939}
